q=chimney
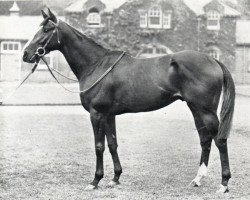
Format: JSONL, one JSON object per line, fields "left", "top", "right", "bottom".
{"left": 9, "top": 1, "right": 20, "bottom": 16}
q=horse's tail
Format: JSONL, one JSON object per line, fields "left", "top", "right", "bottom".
{"left": 216, "top": 60, "right": 235, "bottom": 139}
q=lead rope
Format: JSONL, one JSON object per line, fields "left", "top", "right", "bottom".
{"left": 0, "top": 61, "right": 39, "bottom": 105}
{"left": 50, "top": 68, "right": 78, "bottom": 82}
{"left": 41, "top": 51, "right": 126, "bottom": 94}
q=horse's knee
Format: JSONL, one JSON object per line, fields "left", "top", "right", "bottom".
{"left": 95, "top": 143, "right": 105, "bottom": 155}
{"left": 108, "top": 143, "right": 118, "bottom": 155}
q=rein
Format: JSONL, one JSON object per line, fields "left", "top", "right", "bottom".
{"left": 41, "top": 51, "right": 125, "bottom": 94}
{"left": 0, "top": 61, "right": 39, "bottom": 105}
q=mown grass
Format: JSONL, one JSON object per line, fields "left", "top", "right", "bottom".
{"left": 0, "top": 97, "right": 249, "bottom": 199}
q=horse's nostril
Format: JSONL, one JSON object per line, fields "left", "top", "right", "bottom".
{"left": 23, "top": 51, "right": 28, "bottom": 60}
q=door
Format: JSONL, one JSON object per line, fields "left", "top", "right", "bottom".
{"left": 0, "top": 41, "right": 21, "bottom": 81}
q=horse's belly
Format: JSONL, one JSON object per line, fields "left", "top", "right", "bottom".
{"left": 113, "top": 86, "right": 176, "bottom": 114}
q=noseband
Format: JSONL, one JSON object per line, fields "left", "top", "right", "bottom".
{"left": 35, "top": 20, "right": 60, "bottom": 57}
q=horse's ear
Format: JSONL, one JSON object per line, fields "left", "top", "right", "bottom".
{"left": 47, "top": 8, "right": 57, "bottom": 23}
{"left": 41, "top": 10, "right": 48, "bottom": 19}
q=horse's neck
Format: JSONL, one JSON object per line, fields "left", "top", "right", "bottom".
{"left": 59, "top": 23, "right": 108, "bottom": 80}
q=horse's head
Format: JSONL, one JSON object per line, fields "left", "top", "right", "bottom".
{"left": 23, "top": 8, "right": 61, "bottom": 63}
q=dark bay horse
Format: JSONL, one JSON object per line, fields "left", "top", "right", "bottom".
{"left": 23, "top": 9, "right": 235, "bottom": 193}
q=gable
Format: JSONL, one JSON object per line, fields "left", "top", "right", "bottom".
{"left": 65, "top": 0, "right": 127, "bottom": 13}
{"left": 0, "top": 0, "right": 45, "bottom": 16}
{"left": 183, "top": 0, "right": 240, "bottom": 16}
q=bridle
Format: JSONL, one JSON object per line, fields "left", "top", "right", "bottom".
{"left": 34, "top": 20, "right": 61, "bottom": 58}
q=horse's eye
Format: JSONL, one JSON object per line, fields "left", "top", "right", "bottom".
{"left": 44, "top": 29, "right": 49, "bottom": 33}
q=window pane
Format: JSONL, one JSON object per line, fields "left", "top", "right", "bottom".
{"left": 208, "top": 20, "right": 219, "bottom": 26}
{"left": 156, "top": 48, "right": 167, "bottom": 54}
{"left": 209, "top": 49, "right": 220, "bottom": 60}
{"left": 87, "top": 13, "right": 100, "bottom": 25}
{"left": 163, "top": 13, "right": 171, "bottom": 28}
{"left": 149, "top": 7, "right": 161, "bottom": 17}
{"left": 140, "top": 13, "right": 147, "bottom": 27}
{"left": 150, "top": 17, "right": 160, "bottom": 25}
{"left": 143, "top": 48, "right": 153, "bottom": 54}
{"left": 14, "top": 44, "right": 19, "bottom": 50}
{"left": 3, "top": 44, "right": 7, "bottom": 50}
{"left": 9, "top": 44, "right": 13, "bottom": 50}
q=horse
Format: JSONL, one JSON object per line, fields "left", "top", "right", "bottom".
{"left": 22, "top": 8, "right": 235, "bottom": 193}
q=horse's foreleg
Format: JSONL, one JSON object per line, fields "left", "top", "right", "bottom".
{"left": 105, "top": 116, "right": 122, "bottom": 187}
{"left": 85, "top": 110, "right": 105, "bottom": 191}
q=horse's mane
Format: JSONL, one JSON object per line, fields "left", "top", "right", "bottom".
{"left": 66, "top": 23, "right": 107, "bottom": 51}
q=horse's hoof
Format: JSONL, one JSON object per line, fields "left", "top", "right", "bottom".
{"left": 84, "top": 184, "right": 97, "bottom": 191}
{"left": 216, "top": 184, "right": 229, "bottom": 193}
{"left": 107, "top": 180, "right": 120, "bottom": 188}
{"left": 189, "top": 179, "right": 201, "bottom": 187}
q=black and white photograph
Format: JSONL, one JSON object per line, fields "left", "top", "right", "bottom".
{"left": 0, "top": 0, "right": 249, "bottom": 199}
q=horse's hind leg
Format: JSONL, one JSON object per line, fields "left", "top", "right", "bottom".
{"left": 188, "top": 104, "right": 219, "bottom": 187}
{"left": 104, "top": 115, "right": 122, "bottom": 187}
{"left": 214, "top": 138, "right": 230, "bottom": 193}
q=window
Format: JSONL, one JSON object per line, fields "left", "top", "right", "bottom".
{"left": 207, "top": 10, "right": 220, "bottom": 30}
{"left": 138, "top": 44, "right": 173, "bottom": 58}
{"left": 156, "top": 48, "right": 167, "bottom": 54}
{"left": 1, "top": 41, "right": 20, "bottom": 54}
{"left": 208, "top": 47, "right": 220, "bottom": 60}
{"left": 148, "top": 6, "right": 162, "bottom": 28}
{"left": 139, "top": 7, "right": 172, "bottom": 29}
{"left": 163, "top": 13, "right": 171, "bottom": 29}
{"left": 140, "top": 12, "right": 148, "bottom": 28}
{"left": 87, "top": 8, "right": 101, "bottom": 27}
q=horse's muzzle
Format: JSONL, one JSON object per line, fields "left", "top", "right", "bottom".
{"left": 23, "top": 50, "right": 36, "bottom": 63}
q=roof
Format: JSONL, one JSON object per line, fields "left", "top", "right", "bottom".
{"left": 65, "top": 0, "right": 127, "bottom": 13}
{"left": 0, "top": 0, "right": 45, "bottom": 16}
{"left": 9, "top": 1, "right": 20, "bottom": 12}
{"left": 236, "top": 20, "right": 250, "bottom": 44}
{"left": 0, "top": 15, "right": 64, "bottom": 40}
{"left": 183, "top": 0, "right": 240, "bottom": 16}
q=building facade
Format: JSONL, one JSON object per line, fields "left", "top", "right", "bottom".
{"left": 235, "top": 20, "right": 250, "bottom": 84}
{"left": 0, "top": 0, "right": 248, "bottom": 84}
{"left": 65, "top": 0, "right": 243, "bottom": 80}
